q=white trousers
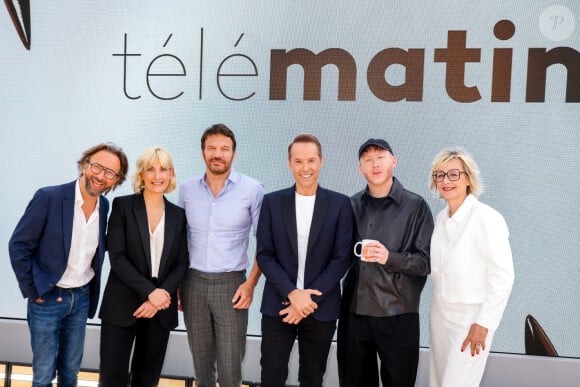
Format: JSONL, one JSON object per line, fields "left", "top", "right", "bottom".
{"left": 429, "top": 299, "right": 495, "bottom": 387}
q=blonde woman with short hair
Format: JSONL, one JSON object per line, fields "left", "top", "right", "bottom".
{"left": 99, "top": 147, "right": 189, "bottom": 387}
{"left": 428, "top": 148, "right": 514, "bottom": 387}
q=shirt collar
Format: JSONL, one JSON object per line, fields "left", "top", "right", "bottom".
{"left": 200, "top": 168, "right": 240, "bottom": 187}
{"left": 448, "top": 193, "right": 477, "bottom": 222}
{"left": 362, "top": 176, "right": 403, "bottom": 205}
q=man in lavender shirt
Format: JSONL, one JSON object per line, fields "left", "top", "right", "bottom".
{"left": 178, "top": 124, "right": 265, "bottom": 387}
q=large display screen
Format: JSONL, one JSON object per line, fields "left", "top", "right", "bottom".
{"left": 1, "top": 1, "right": 578, "bottom": 358}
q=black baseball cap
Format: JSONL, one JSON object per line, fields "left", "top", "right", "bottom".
{"left": 358, "top": 138, "right": 393, "bottom": 158}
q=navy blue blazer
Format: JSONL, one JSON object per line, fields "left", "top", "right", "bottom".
{"left": 98, "top": 194, "right": 189, "bottom": 330}
{"left": 9, "top": 180, "right": 109, "bottom": 318}
{"left": 256, "top": 185, "right": 354, "bottom": 321}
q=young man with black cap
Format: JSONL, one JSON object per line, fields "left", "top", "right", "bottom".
{"left": 337, "top": 138, "right": 434, "bottom": 387}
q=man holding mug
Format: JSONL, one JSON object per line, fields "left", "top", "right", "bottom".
{"left": 337, "top": 138, "right": 434, "bottom": 387}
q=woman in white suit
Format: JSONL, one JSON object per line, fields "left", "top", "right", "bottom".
{"left": 428, "top": 148, "right": 514, "bottom": 387}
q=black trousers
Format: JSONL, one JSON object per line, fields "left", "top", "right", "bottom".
{"left": 337, "top": 312, "right": 420, "bottom": 387}
{"left": 260, "top": 314, "right": 336, "bottom": 387}
{"left": 99, "top": 318, "right": 170, "bottom": 387}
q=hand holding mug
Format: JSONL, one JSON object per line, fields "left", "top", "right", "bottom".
{"left": 354, "top": 239, "right": 378, "bottom": 262}
{"left": 354, "top": 239, "right": 389, "bottom": 264}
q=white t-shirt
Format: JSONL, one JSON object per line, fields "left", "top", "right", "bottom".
{"left": 295, "top": 192, "right": 316, "bottom": 289}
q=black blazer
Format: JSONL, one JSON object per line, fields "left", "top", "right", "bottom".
{"left": 256, "top": 185, "right": 354, "bottom": 321}
{"left": 99, "top": 194, "right": 189, "bottom": 330}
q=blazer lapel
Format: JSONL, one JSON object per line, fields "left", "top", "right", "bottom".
{"left": 282, "top": 188, "right": 298, "bottom": 260}
{"left": 159, "top": 198, "right": 175, "bottom": 278}
{"left": 98, "top": 199, "right": 108, "bottom": 232}
{"left": 62, "top": 182, "right": 76, "bottom": 256}
{"left": 307, "top": 187, "right": 328, "bottom": 253}
{"left": 97, "top": 196, "right": 108, "bottom": 257}
{"left": 133, "top": 195, "right": 153, "bottom": 276}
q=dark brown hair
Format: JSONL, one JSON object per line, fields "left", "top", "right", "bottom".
{"left": 201, "top": 124, "right": 237, "bottom": 151}
{"left": 287, "top": 133, "right": 322, "bottom": 160}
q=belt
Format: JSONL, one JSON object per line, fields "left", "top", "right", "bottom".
{"left": 57, "top": 283, "right": 90, "bottom": 292}
{"left": 189, "top": 268, "right": 245, "bottom": 280}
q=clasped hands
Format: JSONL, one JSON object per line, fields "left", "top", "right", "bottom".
{"left": 279, "top": 288, "right": 322, "bottom": 325}
{"left": 133, "top": 288, "right": 171, "bottom": 319}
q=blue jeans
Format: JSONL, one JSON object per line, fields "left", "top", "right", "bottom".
{"left": 27, "top": 284, "right": 90, "bottom": 387}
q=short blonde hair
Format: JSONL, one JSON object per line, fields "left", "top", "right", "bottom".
{"left": 430, "top": 148, "right": 482, "bottom": 197}
{"left": 132, "top": 147, "right": 177, "bottom": 194}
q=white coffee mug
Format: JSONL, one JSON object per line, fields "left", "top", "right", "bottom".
{"left": 353, "top": 239, "right": 379, "bottom": 262}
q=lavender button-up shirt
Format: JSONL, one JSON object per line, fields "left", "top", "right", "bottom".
{"left": 178, "top": 169, "right": 265, "bottom": 273}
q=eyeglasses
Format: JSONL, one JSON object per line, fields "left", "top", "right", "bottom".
{"left": 88, "top": 162, "right": 118, "bottom": 180}
{"left": 432, "top": 169, "right": 465, "bottom": 182}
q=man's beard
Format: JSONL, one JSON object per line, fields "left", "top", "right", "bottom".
{"left": 206, "top": 157, "right": 231, "bottom": 175}
{"left": 83, "top": 174, "right": 108, "bottom": 197}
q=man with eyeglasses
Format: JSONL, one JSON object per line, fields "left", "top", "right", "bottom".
{"left": 9, "top": 143, "right": 128, "bottom": 387}
{"left": 337, "top": 138, "right": 434, "bottom": 387}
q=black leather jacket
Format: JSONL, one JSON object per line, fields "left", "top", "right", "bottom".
{"left": 342, "top": 178, "right": 434, "bottom": 317}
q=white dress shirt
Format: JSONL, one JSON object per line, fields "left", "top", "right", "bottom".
{"left": 57, "top": 180, "right": 98, "bottom": 288}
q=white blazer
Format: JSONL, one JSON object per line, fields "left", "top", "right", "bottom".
{"left": 431, "top": 194, "right": 515, "bottom": 330}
